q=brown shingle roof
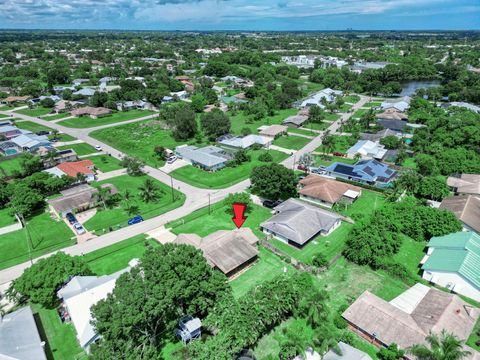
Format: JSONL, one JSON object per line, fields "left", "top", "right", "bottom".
{"left": 70, "top": 107, "right": 111, "bottom": 117}
{"left": 299, "top": 175, "right": 361, "bottom": 204}
{"left": 440, "top": 195, "right": 480, "bottom": 233}
{"left": 375, "top": 108, "right": 409, "bottom": 121}
{"left": 173, "top": 228, "right": 259, "bottom": 275}
{"left": 447, "top": 174, "right": 480, "bottom": 195}
{"left": 259, "top": 124, "right": 288, "bottom": 137}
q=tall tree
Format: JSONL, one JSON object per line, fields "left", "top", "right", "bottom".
{"left": 250, "top": 163, "right": 298, "bottom": 201}
{"left": 200, "top": 109, "right": 231, "bottom": 140}
{"left": 138, "top": 178, "right": 161, "bottom": 203}
{"left": 409, "top": 331, "right": 471, "bottom": 360}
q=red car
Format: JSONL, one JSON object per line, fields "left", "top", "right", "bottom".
{"left": 333, "top": 152, "right": 346, "bottom": 157}
{"left": 297, "top": 164, "right": 307, "bottom": 171}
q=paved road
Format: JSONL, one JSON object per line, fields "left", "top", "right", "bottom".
{"left": 0, "top": 95, "right": 367, "bottom": 284}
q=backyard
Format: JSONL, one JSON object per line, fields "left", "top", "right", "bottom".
{"left": 287, "top": 127, "right": 316, "bottom": 137}
{"left": 16, "top": 106, "right": 53, "bottom": 117}
{"left": 272, "top": 134, "right": 311, "bottom": 150}
{"left": 229, "top": 108, "right": 297, "bottom": 134}
{"left": 83, "top": 154, "right": 123, "bottom": 172}
{"left": 0, "top": 156, "right": 23, "bottom": 176}
{"left": 58, "top": 109, "right": 155, "bottom": 128}
{"left": 83, "top": 174, "right": 185, "bottom": 233}
{"left": 0, "top": 211, "right": 75, "bottom": 270}
{"left": 56, "top": 143, "right": 98, "bottom": 156}
{"left": 170, "top": 149, "right": 289, "bottom": 189}
{"left": 315, "top": 135, "right": 355, "bottom": 154}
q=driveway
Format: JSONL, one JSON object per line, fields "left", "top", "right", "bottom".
{"left": 159, "top": 158, "right": 189, "bottom": 173}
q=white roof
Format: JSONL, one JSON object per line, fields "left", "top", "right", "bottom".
{"left": 346, "top": 140, "right": 387, "bottom": 159}
{"left": 343, "top": 189, "right": 360, "bottom": 199}
{"left": 44, "top": 167, "right": 66, "bottom": 178}
{"left": 219, "top": 134, "right": 271, "bottom": 149}
{"left": 389, "top": 283, "right": 430, "bottom": 314}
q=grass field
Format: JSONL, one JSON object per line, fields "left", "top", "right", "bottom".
{"left": 313, "top": 155, "right": 356, "bottom": 167}
{"left": 364, "top": 101, "right": 382, "bottom": 108}
{"left": 304, "top": 121, "right": 329, "bottom": 131}
{"left": 56, "top": 143, "right": 97, "bottom": 156}
{"left": 0, "top": 156, "right": 23, "bottom": 176}
{"left": 339, "top": 103, "right": 353, "bottom": 112}
{"left": 41, "top": 113, "right": 72, "bottom": 121}
{"left": 52, "top": 133, "right": 76, "bottom": 142}
{"left": 272, "top": 134, "right": 311, "bottom": 150}
{"left": 90, "top": 119, "right": 203, "bottom": 167}
{"left": 315, "top": 135, "right": 355, "bottom": 153}
{"left": 401, "top": 157, "right": 417, "bottom": 169}
{"left": 14, "top": 120, "right": 52, "bottom": 133}
{"left": 0, "top": 207, "right": 16, "bottom": 227}
{"left": 58, "top": 110, "right": 155, "bottom": 128}
{"left": 170, "top": 150, "right": 288, "bottom": 189}
{"left": 83, "top": 175, "right": 185, "bottom": 233}
{"left": 324, "top": 113, "right": 341, "bottom": 121}
{"left": 84, "top": 234, "right": 160, "bottom": 275}
{"left": 287, "top": 127, "right": 315, "bottom": 137}
{"left": 393, "top": 235, "right": 426, "bottom": 278}
{"left": 229, "top": 108, "right": 298, "bottom": 134}
{"left": 32, "top": 304, "right": 87, "bottom": 360}
{"left": 270, "top": 223, "right": 353, "bottom": 264}
{"left": 351, "top": 108, "right": 370, "bottom": 119}
{"left": 0, "top": 113, "right": 9, "bottom": 118}
{"left": 344, "top": 95, "right": 361, "bottom": 104}
{"left": 467, "top": 319, "right": 480, "bottom": 352}
{"left": 83, "top": 155, "right": 123, "bottom": 172}
{"left": 0, "top": 211, "right": 75, "bottom": 270}
{"left": 337, "top": 190, "right": 385, "bottom": 220}
{"left": 16, "top": 106, "right": 53, "bottom": 117}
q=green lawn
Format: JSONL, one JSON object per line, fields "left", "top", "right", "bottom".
{"left": 364, "top": 101, "right": 382, "bottom": 108}
{"left": 401, "top": 157, "right": 417, "bottom": 169}
{"left": 337, "top": 190, "right": 385, "bottom": 220}
{"left": 351, "top": 108, "right": 370, "bottom": 119}
{"left": 231, "top": 247, "right": 295, "bottom": 298}
{"left": 83, "top": 155, "right": 123, "bottom": 172}
{"left": 287, "top": 127, "right": 316, "bottom": 137}
{"left": 56, "top": 143, "right": 97, "bottom": 156}
{"left": 229, "top": 108, "right": 298, "bottom": 134}
{"left": 0, "top": 156, "right": 23, "bottom": 176}
{"left": 16, "top": 107, "right": 53, "bottom": 117}
{"left": 339, "top": 104, "right": 353, "bottom": 112}
{"left": 270, "top": 223, "right": 353, "bottom": 264}
{"left": 90, "top": 119, "right": 203, "bottom": 167}
{"left": 31, "top": 304, "right": 87, "bottom": 360}
{"left": 0, "top": 113, "right": 9, "bottom": 118}
{"left": 14, "top": 121, "right": 52, "bottom": 133}
{"left": 0, "top": 211, "right": 75, "bottom": 270}
{"left": 343, "top": 95, "right": 361, "bottom": 104}
{"left": 41, "top": 113, "right": 71, "bottom": 121}
{"left": 316, "top": 135, "right": 355, "bottom": 153}
{"left": 84, "top": 235, "right": 160, "bottom": 275}
{"left": 324, "top": 113, "right": 341, "bottom": 121}
{"left": 170, "top": 150, "right": 288, "bottom": 189}
{"left": 304, "top": 121, "right": 329, "bottom": 131}
{"left": 272, "top": 134, "right": 311, "bottom": 150}
{"left": 58, "top": 110, "right": 155, "bottom": 128}
{"left": 0, "top": 207, "right": 16, "bottom": 227}
{"left": 83, "top": 175, "right": 185, "bottom": 233}
{"left": 170, "top": 202, "right": 272, "bottom": 239}
{"left": 314, "top": 155, "right": 356, "bottom": 167}
{"left": 52, "top": 133, "right": 76, "bottom": 142}
{"left": 467, "top": 319, "right": 480, "bottom": 352}
{"left": 393, "top": 235, "right": 426, "bottom": 278}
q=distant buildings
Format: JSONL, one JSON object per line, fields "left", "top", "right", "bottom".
{"left": 380, "top": 96, "right": 411, "bottom": 112}
{"left": 218, "top": 134, "right": 272, "bottom": 149}
{"left": 258, "top": 124, "right": 288, "bottom": 138}
{"left": 421, "top": 231, "right": 480, "bottom": 302}
{"left": 299, "top": 175, "right": 361, "bottom": 208}
{"left": 444, "top": 101, "right": 480, "bottom": 114}
{"left": 440, "top": 195, "right": 480, "bottom": 234}
{"left": 300, "top": 88, "right": 343, "bottom": 108}
{"left": 351, "top": 61, "right": 392, "bottom": 73}
{"left": 70, "top": 107, "right": 111, "bottom": 119}
{"left": 175, "top": 145, "right": 233, "bottom": 171}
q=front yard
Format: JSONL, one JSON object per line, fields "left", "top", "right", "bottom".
{"left": 16, "top": 106, "right": 53, "bottom": 117}
{"left": 58, "top": 110, "right": 155, "bottom": 128}
{"left": 83, "top": 155, "right": 123, "bottom": 172}
{"left": 83, "top": 175, "right": 185, "bottom": 233}
{"left": 0, "top": 211, "right": 75, "bottom": 270}
{"left": 170, "top": 150, "right": 289, "bottom": 189}
{"left": 272, "top": 134, "right": 311, "bottom": 150}
{"left": 56, "top": 143, "right": 98, "bottom": 156}
{"left": 229, "top": 108, "right": 297, "bottom": 134}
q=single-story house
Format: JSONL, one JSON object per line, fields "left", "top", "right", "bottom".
{"left": 447, "top": 174, "right": 480, "bottom": 196}
{"left": 258, "top": 124, "right": 288, "bottom": 138}
{"left": 445, "top": 102, "right": 480, "bottom": 114}
{"left": 0, "top": 124, "right": 23, "bottom": 139}
{"left": 380, "top": 96, "right": 411, "bottom": 112}
{"left": 323, "top": 342, "right": 372, "bottom": 360}
{"left": 10, "top": 133, "right": 53, "bottom": 153}
{"left": 45, "top": 160, "right": 95, "bottom": 182}
{"left": 72, "top": 79, "right": 89, "bottom": 86}
{"left": 360, "top": 128, "right": 402, "bottom": 142}
{"left": 54, "top": 100, "right": 81, "bottom": 113}
{"left": 170, "top": 91, "right": 189, "bottom": 100}
{"left": 175, "top": 145, "right": 232, "bottom": 171}
{"left": 29, "top": 95, "right": 61, "bottom": 105}
{"left": 70, "top": 107, "right": 112, "bottom": 119}
{"left": 299, "top": 175, "right": 361, "bottom": 208}
{"left": 40, "top": 148, "right": 78, "bottom": 167}
{"left": 47, "top": 184, "right": 98, "bottom": 218}
{"left": 342, "top": 283, "right": 479, "bottom": 358}
{"left": 0, "top": 306, "right": 47, "bottom": 360}
{"left": 440, "top": 195, "right": 480, "bottom": 234}
{"left": 325, "top": 159, "right": 397, "bottom": 188}
{"left": 174, "top": 228, "right": 259, "bottom": 277}
{"left": 116, "top": 100, "right": 154, "bottom": 111}
{"left": 300, "top": 88, "right": 343, "bottom": 108}
{"left": 218, "top": 134, "right": 272, "bottom": 149}
{"left": 375, "top": 108, "right": 408, "bottom": 122}
{"left": 0, "top": 141, "right": 21, "bottom": 156}
{"left": 57, "top": 261, "right": 137, "bottom": 351}
{"left": 0, "top": 95, "right": 31, "bottom": 105}
{"left": 73, "top": 88, "right": 96, "bottom": 97}
{"left": 346, "top": 140, "right": 388, "bottom": 160}
{"left": 282, "top": 114, "right": 309, "bottom": 128}
{"left": 260, "top": 198, "right": 342, "bottom": 247}
{"left": 376, "top": 119, "right": 408, "bottom": 133}
{"left": 421, "top": 231, "right": 480, "bottom": 302}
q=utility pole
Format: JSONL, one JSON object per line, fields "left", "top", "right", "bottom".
{"left": 18, "top": 213, "right": 33, "bottom": 265}
{"left": 170, "top": 175, "right": 175, "bottom": 202}
{"left": 208, "top": 194, "right": 211, "bottom": 215}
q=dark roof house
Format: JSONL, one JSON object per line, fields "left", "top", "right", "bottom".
{"left": 325, "top": 159, "right": 397, "bottom": 188}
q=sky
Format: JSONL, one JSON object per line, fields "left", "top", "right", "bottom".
{"left": 0, "top": 0, "right": 479, "bottom": 31}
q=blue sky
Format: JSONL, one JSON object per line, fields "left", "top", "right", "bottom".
{"left": 1, "top": 0, "right": 479, "bottom": 30}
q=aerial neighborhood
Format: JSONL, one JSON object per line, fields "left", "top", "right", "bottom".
{"left": 0, "top": 27, "right": 479, "bottom": 360}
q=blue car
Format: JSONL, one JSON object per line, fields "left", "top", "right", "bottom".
{"left": 128, "top": 215, "right": 144, "bottom": 225}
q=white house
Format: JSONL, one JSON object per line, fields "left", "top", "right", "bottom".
{"left": 300, "top": 88, "right": 343, "bottom": 108}
{"left": 421, "top": 231, "right": 480, "bottom": 302}
{"left": 346, "top": 140, "right": 388, "bottom": 160}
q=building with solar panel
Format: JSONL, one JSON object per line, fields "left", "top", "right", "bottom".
{"left": 325, "top": 159, "right": 397, "bottom": 188}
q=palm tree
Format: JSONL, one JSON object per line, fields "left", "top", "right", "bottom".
{"left": 353, "top": 152, "right": 362, "bottom": 162}
{"left": 51, "top": 129, "right": 59, "bottom": 141}
{"left": 409, "top": 330, "right": 471, "bottom": 360}
{"left": 93, "top": 187, "right": 112, "bottom": 210}
{"left": 138, "top": 178, "right": 160, "bottom": 203}
{"left": 124, "top": 204, "right": 139, "bottom": 216}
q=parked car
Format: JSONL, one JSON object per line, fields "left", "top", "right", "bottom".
{"left": 36, "top": 130, "right": 49, "bottom": 136}
{"left": 297, "top": 164, "right": 307, "bottom": 171}
{"left": 95, "top": 145, "right": 103, "bottom": 151}
{"left": 262, "top": 199, "right": 283, "bottom": 209}
{"left": 73, "top": 222, "right": 86, "bottom": 235}
{"left": 65, "top": 212, "right": 77, "bottom": 224}
{"left": 128, "top": 215, "right": 144, "bottom": 225}
{"left": 167, "top": 156, "right": 177, "bottom": 164}
{"left": 333, "top": 152, "right": 346, "bottom": 157}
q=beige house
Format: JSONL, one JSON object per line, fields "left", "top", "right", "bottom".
{"left": 70, "top": 106, "right": 111, "bottom": 119}
{"left": 440, "top": 195, "right": 480, "bottom": 234}
{"left": 447, "top": 174, "right": 480, "bottom": 196}
{"left": 299, "top": 175, "right": 361, "bottom": 208}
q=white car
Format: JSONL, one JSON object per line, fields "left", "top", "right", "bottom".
{"left": 95, "top": 145, "right": 103, "bottom": 151}
{"left": 167, "top": 156, "right": 177, "bottom": 164}
{"left": 73, "top": 222, "right": 86, "bottom": 235}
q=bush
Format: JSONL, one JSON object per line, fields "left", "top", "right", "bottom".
{"left": 333, "top": 314, "right": 348, "bottom": 329}
{"left": 258, "top": 152, "right": 273, "bottom": 162}
{"left": 311, "top": 253, "right": 328, "bottom": 268}
{"left": 241, "top": 127, "right": 252, "bottom": 136}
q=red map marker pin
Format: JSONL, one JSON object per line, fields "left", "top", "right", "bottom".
{"left": 232, "top": 202, "right": 247, "bottom": 229}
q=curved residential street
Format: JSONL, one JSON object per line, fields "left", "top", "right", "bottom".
{"left": 0, "top": 94, "right": 369, "bottom": 284}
